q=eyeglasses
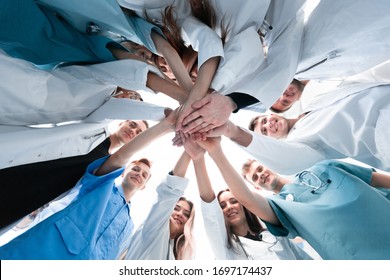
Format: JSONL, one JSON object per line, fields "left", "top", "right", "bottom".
{"left": 297, "top": 171, "right": 332, "bottom": 193}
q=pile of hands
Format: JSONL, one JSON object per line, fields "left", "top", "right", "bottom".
{"left": 163, "top": 91, "right": 236, "bottom": 148}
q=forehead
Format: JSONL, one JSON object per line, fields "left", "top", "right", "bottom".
{"left": 127, "top": 162, "right": 151, "bottom": 175}
{"left": 177, "top": 200, "right": 191, "bottom": 212}
{"left": 121, "top": 120, "right": 147, "bottom": 131}
{"left": 287, "top": 83, "right": 300, "bottom": 91}
{"left": 218, "top": 191, "right": 235, "bottom": 202}
{"left": 134, "top": 120, "right": 147, "bottom": 131}
{"left": 248, "top": 161, "right": 261, "bottom": 175}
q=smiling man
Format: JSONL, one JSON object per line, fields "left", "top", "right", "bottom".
{"left": 0, "top": 111, "right": 176, "bottom": 260}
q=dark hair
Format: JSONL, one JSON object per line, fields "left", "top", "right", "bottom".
{"left": 141, "top": 120, "right": 149, "bottom": 129}
{"left": 248, "top": 115, "right": 262, "bottom": 131}
{"left": 216, "top": 189, "right": 265, "bottom": 249}
{"left": 270, "top": 79, "right": 307, "bottom": 113}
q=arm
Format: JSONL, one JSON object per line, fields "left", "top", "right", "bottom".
{"left": 146, "top": 72, "right": 188, "bottom": 104}
{"left": 181, "top": 132, "right": 215, "bottom": 202}
{"left": 151, "top": 31, "right": 194, "bottom": 92}
{"left": 95, "top": 109, "right": 176, "bottom": 175}
{"left": 175, "top": 56, "right": 220, "bottom": 131}
{"left": 198, "top": 138, "right": 280, "bottom": 225}
{"left": 371, "top": 172, "right": 390, "bottom": 189}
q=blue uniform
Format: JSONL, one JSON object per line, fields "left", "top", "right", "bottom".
{"left": 264, "top": 160, "right": 390, "bottom": 260}
{"left": 0, "top": 156, "right": 133, "bottom": 260}
{"left": 0, "top": 0, "right": 162, "bottom": 67}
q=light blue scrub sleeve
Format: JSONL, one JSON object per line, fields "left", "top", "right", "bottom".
{"left": 130, "top": 16, "right": 165, "bottom": 55}
{"left": 76, "top": 156, "right": 125, "bottom": 199}
{"left": 262, "top": 197, "right": 298, "bottom": 238}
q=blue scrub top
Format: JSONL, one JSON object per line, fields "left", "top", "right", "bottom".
{"left": 264, "top": 160, "right": 390, "bottom": 260}
{"left": 0, "top": 156, "right": 133, "bottom": 260}
{"left": 0, "top": 0, "right": 163, "bottom": 67}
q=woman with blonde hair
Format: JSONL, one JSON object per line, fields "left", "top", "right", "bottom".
{"left": 124, "top": 151, "right": 196, "bottom": 260}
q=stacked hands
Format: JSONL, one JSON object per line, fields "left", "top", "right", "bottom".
{"left": 168, "top": 91, "right": 237, "bottom": 146}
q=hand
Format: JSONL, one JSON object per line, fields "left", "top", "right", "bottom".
{"left": 196, "top": 136, "right": 222, "bottom": 155}
{"left": 174, "top": 99, "right": 197, "bottom": 132}
{"left": 180, "top": 131, "right": 205, "bottom": 160}
{"left": 181, "top": 92, "right": 237, "bottom": 134}
{"left": 161, "top": 106, "right": 179, "bottom": 130}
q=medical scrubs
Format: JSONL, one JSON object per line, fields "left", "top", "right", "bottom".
{"left": 0, "top": 156, "right": 133, "bottom": 260}
{"left": 0, "top": 0, "right": 161, "bottom": 67}
{"left": 264, "top": 160, "right": 390, "bottom": 260}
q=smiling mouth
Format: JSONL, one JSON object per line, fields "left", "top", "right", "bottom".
{"left": 173, "top": 218, "right": 182, "bottom": 225}
{"left": 227, "top": 212, "right": 238, "bottom": 218}
{"left": 131, "top": 176, "right": 141, "bottom": 184}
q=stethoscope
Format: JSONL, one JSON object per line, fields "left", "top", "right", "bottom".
{"left": 297, "top": 171, "right": 332, "bottom": 194}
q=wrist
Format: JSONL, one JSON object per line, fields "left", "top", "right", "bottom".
{"left": 226, "top": 96, "right": 238, "bottom": 112}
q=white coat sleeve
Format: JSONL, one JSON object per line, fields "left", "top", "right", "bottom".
{"left": 200, "top": 198, "right": 231, "bottom": 260}
{"left": 125, "top": 174, "right": 189, "bottom": 260}
{"left": 241, "top": 130, "right": 326, "bottom": 175}
{"left": 83, "top": 99, "right": 166, "bottom": 123}
{"left": 211, "top": 27, "right": 265, "bottom": 94}
{"left": 86, "top": 59, "right": 164, "bottom": 94}
{"left": 180, "top": 16, "right": 224, "bottom": 68}
{"left": 229, "top": 9, "right": 305, "bottom": 109}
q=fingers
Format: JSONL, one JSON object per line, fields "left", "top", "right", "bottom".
{"left": 191, "top": 95, "right": 211, "bottom": 110}
{"left": 196, "top": 123, "right": 215, "bottom": 134}
{"left": 182, "top": 116, "right": 205, "bottom": 133}
{"left": 181, "top": 110, "right": 202, "bottom": 127}
{"left": 172, "top": 132, "right": 183, "bottom": 147}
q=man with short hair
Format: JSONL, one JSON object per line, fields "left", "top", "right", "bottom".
{"left": 0, "top": 111, "right": 177, "bottom": 259}
{"left": 0, "top": 119, "right": 148, "bottom": 228}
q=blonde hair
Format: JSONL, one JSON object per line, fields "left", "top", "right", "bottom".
{"left": 174, "top": 197, "right": 196, "bottom": 260}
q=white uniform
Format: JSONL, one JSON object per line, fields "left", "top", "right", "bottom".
{"left": 296, "top": 0, "right": 390, "bottom": 80}
{"left": 201, "top": 198, "right": 313, "bottom": 260}
{"left": 117, "top": 0, "right": 224, "bottom": 68}
{"left": 227, "top": 0, "right": 307, "bottom": 110}
{"left": 125, "top": 175, "right": 189, "bottom": 260}
{"left": 242, "top": 82, "right": 390, "bottom": 175}
{"left": 0, "top": 52, "right": 165, "bottom": 125}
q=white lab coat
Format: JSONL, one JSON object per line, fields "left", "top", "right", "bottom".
{"left": 208, "top": 0, "right": 271, "bottom": 38}
{"left": 118, "top": 0, "right": 224, "bottom": 68}
{"left": 241, "top": 82, "right": 390, "bottom": 175}
{"left": 201, "top": 198, "right": 312, "bottom": 260}
{"left": 296, "top": 0, "right": 390, "bottom": 80}
{"left": 0, "top": 51, "right": 165, "bottom": 125}
{"left": 226, "top": 0, "right": 307, "bottom": 110}
{"left": 125, "top": 175, "right": 189, "bottom": 260}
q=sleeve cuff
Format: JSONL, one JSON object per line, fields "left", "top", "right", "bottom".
{"left": 226, "top": 93, "right": 260, "bottom": 112}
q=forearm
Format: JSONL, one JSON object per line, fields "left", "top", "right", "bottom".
{"left": 371, "top": 172, "right": 390, "bottom": 189}
{"left": 96, "top": 121, "right": 172, "bottom": 175}
{"left": 147, "top": 72, "right": 188, "bottom": 103}
{"left": 172, "top": 151, "right": 191, "bottom": 178}
{"left": 192, "top": 156, "right": 215, "bottom": 203}
{"left": 224, "top": 121, "right": 253, "bottom": 147}
{"left": 209, "top": 148, "right": 280, "bottom": 225}
{"left": 188, "top": 56, "right": 220, "bottom": 101}
{"left": 152, "top": 32, "right": 194, "bottom": 92}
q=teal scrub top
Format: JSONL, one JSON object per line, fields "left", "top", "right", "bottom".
{"left": 0, "top": 156, "right": 133, "bottom": 260}
{"left": 264, "top": 160, "right": 390, "bottom": 260}
{"left": 0, "top": 0, "right": 163, "bottom": 67}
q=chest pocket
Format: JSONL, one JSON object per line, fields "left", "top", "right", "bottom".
{"left": 55, "top": 216, "right": 89, "bottom": 255}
